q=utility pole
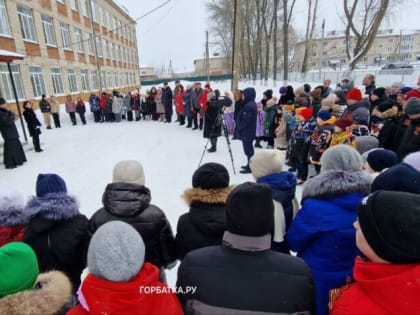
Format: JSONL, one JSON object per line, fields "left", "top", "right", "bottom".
{"left": 206, "top": 30, "right": 210, "bottom": 83}
{"left": 318, "top": 18, "right": 325, "bottom": 81}
{"left": 231, "top": 0, "right": 241, "bottom": 91}
{"left": 88, "top": 0, "right": 103, "bottom": 91}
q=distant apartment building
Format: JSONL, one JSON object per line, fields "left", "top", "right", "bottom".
{"left": 194, "top": 57, "right": 230, "bottom": 76}
{"left": 0, "top": 0, "right": 140, "bottom": 107}
{"left": 294, "top": 29, "right": 420, "bottom": 71}
{"left": 139, "top": 67, "right": 157, "bottom": 81}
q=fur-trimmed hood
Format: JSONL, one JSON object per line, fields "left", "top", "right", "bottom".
{"left": 24, "top": 193, "right": 80, "bottom": 221}
{"left": 183, "top": 186, "right": 234, "bottom": 206}
{"left": 0, "top": 271, "right": 72, "bottom": 315}
{"left": 372, "top": 106, "right": 398, "bottom": 119}
{"left": 302, "top": 170, "right": 372, "bottom": 201}
{"left": 0, "top": 207, "right": 27, "bottom": 227}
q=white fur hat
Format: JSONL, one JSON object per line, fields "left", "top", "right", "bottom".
{"left": 112, "top": 160, "right": 145, "bottom": 186}
{"left": 250, "top": 150, "right": 285, "bottom": 179}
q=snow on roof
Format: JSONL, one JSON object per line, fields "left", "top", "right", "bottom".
{"left": 0, "top": 49, "right": 25, "bottom": 62}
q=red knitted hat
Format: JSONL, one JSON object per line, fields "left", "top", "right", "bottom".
{"left": 347, "top": 88, "right": 363, "bottom": 101}
{"left": 299, "top": 107, "right": 313, "bottom": 120}
{"left": 335, "top": 118, "right": 353, "bottom": 130}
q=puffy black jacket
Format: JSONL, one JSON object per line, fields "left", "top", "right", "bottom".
{"left": 175, "top": 187, "right": 232, "bottom": 259}
{"left": 177, "top": 232, "right": 315, "bottom": 314}
{"left": 23, "top": 193, "right": 90, "bottom": 293}
{"left": 89, "top": 182, "right": 176, "bottom": 268}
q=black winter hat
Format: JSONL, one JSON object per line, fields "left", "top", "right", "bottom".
{"left": 263, "top": 89, "right": 273, "bottom": 99}
{"left": 192, "top": 163, "right": 229, "bottom": 189}
{"left": 372, "top": 87, "right": 386, "bottom": 99}
{"left": 358, "top": 190, "right": 420, "bottom": 263}
{"left": 371, "top": 163, "right": 420, "bottom": 194}
{"left": 226, "top": 182, "right": 274, "bottom": 237}
{"left": 366, "top": 149, "right": 398, "bottom": 172}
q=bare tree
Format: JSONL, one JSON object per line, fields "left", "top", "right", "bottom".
{"left": 343, "top": 0, "right": 390, "bottom": 70}
{"left": 272, "top": 0, "right": 280, "bottom": 82}
{"left": 282, "top": 0, "right": 297, "bottom": 84}
{"left": 301, "top": 0, "right": 319, "bottom": 73}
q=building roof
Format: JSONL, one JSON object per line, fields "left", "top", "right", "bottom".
{"left": 0, "top": 49, "right": 25, "bottom": 63}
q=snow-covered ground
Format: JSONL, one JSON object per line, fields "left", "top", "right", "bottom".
{"left": 0, "top": 80, "right": 311, "bottom": 286}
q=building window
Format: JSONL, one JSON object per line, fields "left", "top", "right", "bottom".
{"left": 67, "top": 69, "right": 77, "bottom": 92}
{"left": 81, "top": 0, "right": 88, "bottom": 17}
{"left": 70, "top": 0, "right": 77, "bottom": 11}
{"left": 29, "top": 66, "right": 46, "bottom": 98}
{"left": 17, "top": 5, "right": 37, "bottom": 42}
{"left": 90, "top": 0, "right": 97, "bottom": 22}
{"left": 41, "top": 15, "right": 57, "bottom": 46}
{"left": 0, "top": 0, "right": 11, "bottom": 36}
{"left": 101, "top": 7, "right": 107, "bottom": 27}
{"left": 74, "top": 28, "right": 83, "bottom": 53}
{"left": 110, "top": 42, "right": 114, "bottom": 60}
{"left": 91, "top": 70, "right": 98, "bottom": 90}
{"left": 86, "top": 33, "right": 93, "bottom": 55}
{"left": 103, "top": 39, "right": 108, "bottom": 59}
{"left": 80, "top": 69, "right": 89, "bottom": 91}
{"left": 0, "top": 64, "right": 24, "bottom": 101}
{"left": 98, "top": 6, "right": 103, "bottom": 25}
{"left": 114, "top": 72, "right": 118, "bottom": 87}
{"left": 60, "top": 22, "right": 72, "bottom": 50}
{"left": 50, "top": 67, "right": 64, "bottom": 94}
{"left": 95, "top": 36, "right": 102, "bottom": 57}
{"left": 101, "top": 70, "right": 106, "bottom": 89}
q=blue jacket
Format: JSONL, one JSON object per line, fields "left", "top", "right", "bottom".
{"left": 286, "top": 170, "right": 371, "bottom": 315}
{"left": 234, "top": 87, "right": 257, "bottom": 141}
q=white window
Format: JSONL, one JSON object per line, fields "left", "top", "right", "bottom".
{"left": 98, "top": 6, "right": 103, "bottom": 25}
{"left": 41, "top": 15, "right": 57, "bottom": 46}
{"left": 113, "top": 16, "right": 117, "bottom": 31}
{"left": 70, "top": 0, "right": 77, "bottom": 11}
{"left": 95, "top": 36, "right": 102, "bottom": 57}
{"left": 0, "top": 0, "right": 11, "bottom": 36}
{"left": 50, "top": 67, "right": 64, "bottom": 94}
{"left": 101, "top": 71, "right": 106, "bottom": 89}
{"left": 29, "top": 66, "right": 46, "bottom": 97}
{"left": 91, "top": 70, "right": 98, "bottom": 90}
{"left": 67, "top": 69, "right": 77, "bottom": 92}
{"left": 117, "top": 20, "right": 121, "bottom": 36}
{"left": 81, "top": 0, "right": 88, "bottom": 17}
{"left": 74, "top": 28, "right": 83, "bottom": 53}
{"left": 114, "top": 72, "right": 117, "bottom": 87}
{"left": 101, "top": 8, "right": 107, "bottom": 27}
{"left": 80, "top": 69, "right": 89, "bottom": 91}
{"left": 110, "top": 42, "right": 114, "bottom": 60}
{"left": 86, "top": 33, "right": 93, "bottom": 55}
{"left": 60, "top": 22, "right": 71, "bottom": 50}
{"left": 0, "top": 64, "right": 24, "bottom": 101}
{"left": 91, "top": 0, "right": 97, "bottom": 22}
{"left": 103, "top": 39, "right": 108, "bottom": 59}
{"left": 17, "top": 5, "right": 37, "bottom": 42}
{"left": 107, "top": 71, "right": 112, "bottom": 88}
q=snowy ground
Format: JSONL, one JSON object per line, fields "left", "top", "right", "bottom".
{"left": 0, "top": 80, "right": 312, "bottom": 286}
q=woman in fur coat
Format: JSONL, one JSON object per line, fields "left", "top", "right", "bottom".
{"left": 286, "top": 145, "right": 372, "bottom": 315}
{"left": 175, "top": 163, "right": 233, "bottom": 259}
{"left": 0, "top": 188, "right": 27, "bottom": 246}
{"left": 23, "top": 173, "right": 90, "bottom": 293}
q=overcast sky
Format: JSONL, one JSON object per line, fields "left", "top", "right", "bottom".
{"left": 119, "top": 0, "right": 420, "bottom": 72}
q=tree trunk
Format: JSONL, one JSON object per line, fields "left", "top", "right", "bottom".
{"left": 273, "top": 0, "right": 279, "bottom": 82}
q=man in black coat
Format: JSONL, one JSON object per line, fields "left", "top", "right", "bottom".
{"left": 23, "top": 100, "right": 43, "bottom": 152}
{"left": 162, "top": 82, "right": 173, "bottom": 123}
{"left": 177, "top": 182, "right": 315, "bottom": 314}
{"left": 39, "top": 94, "right": 52, "bottom": 129}
{"left": 234, "top": 87, "right": 257, "bottom": 173}
{"left": 203, "top": 89, "right": 232, "bottom": 153}
{"left": 0, "top": 97, "right": 27, "bottom": 169}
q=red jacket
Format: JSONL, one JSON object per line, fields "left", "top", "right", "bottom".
{"left": 99, "top": 95, "right": 107, "bottom": 110}
{"left": 0, "top": 225, "right": 25, "bottom": 246}
{"left": 175, "top": 91, "right": 185, "bottom": 113}
{"left": 200, "top": 88, "right": 212, "bottom": 112}
{"left": 67, "top": 262, "right": 183, "bottom": 315}
{"left": 330, "top": 257, "right": 420, "bottom": 314}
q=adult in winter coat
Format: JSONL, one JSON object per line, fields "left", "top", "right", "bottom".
{"left": 203, "top": 90, "right": 232, "bottom": 152}
{"left": 234, "top": 87, "right": 257, "bottom": 174}
{"left": 67, "top": 222, "right": 183, "bottom": 315}
{"left": 174, "top": 84, "right": 185, "bottom": 124}
{"left": 190, "top": 83, "right": 203, "bottom": 129}
{"left": 341, "top": 88, "right": 370, "bottom": 127}
{"left": 369, "top": 87, "right": 397, "bottom": 136}
{"left": 111, "top": 92, "right": 122, "bottom": 122}
{"left": 76, "top": 96, "right": 87, "bottom": 125}
{"left": 162, "top": 82, "right": 173, "bottom": 123}
{"left": 154, "top": 88, "right": 165, "bottom": 121}
{"left": 99, "top": 92, "right": 108, "bottom": 122}
{"left": 250, "top": 150, "right": 298, "bottom": 253}
{"left": 330, "top": 191, "right": 420, "bottom": 315}
{"left": 65, "top": 95, "right": 77, "bottom": 125}
{"left": 175, "top": 163, "right": 232, "bottom": 259}
{"left": 88, "top": 92, "right": 101, "bottom": 123}
{"left": 397, "top": 97, "right": 420, "bottom": 160}
{"left": 263, "top": 97, "right": 278, "bottom": 148}
{"left": 286, "top": 145, "right": 372, "bottom": 315}
{"left": 0, "top": 188, "right": 27, "bottom": 246}
{"left": 49, "top": 95, "right": 61, "bottom": 128}
{"left": 89, "top": 160, "right": 176, "bottom": 270}
{"left": 39, "top": 94, "right": 51, "bottom": 129}
{"left": 177, "top": 182, "right": 315, "bottom": 314}
{"left": 0, "top": 97, "right": 26, "bottom": 169}
{"left": 23, "top": 100, "right": 43, "bottom": 152}
{"left": 0, "top": 242, "right": 73, "bottom": 315}
{"left": 23, "top": 173, "right": 90, "bottom": 293}
{"left": 183, "top": 85, "right": 193, "bottom": 127}
{"left": 362, "top": 73, "right": 376, "bottom": 96}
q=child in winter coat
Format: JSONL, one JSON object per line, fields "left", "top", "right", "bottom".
{"left": 67, "top": 221, "right": 183, "bottom": 315}
{"left": 174, "top": 85, "right": 185, "bottom": 125}
{"left": 263, "top": 97, "right": 278, "bottom": 148}
{"left": 49, "top": 95, "right": 61, "bottom": 128}
{"left": 309, "top": 109, "right": 336, "bottom": 174}
{"left": 76, "top": 96, "right": 87, "bottom": 125}
{"left": 328, "top": 118, "right": 354, "bottom": 147}
{"left": 330, "top": 191, "right": 420, "bottom": 315}
{"left": 23, "top": 100, "right": 43, "bottom": 152}
{"left": 0, "top": 242, "right": 72, "bottom": 315}
{"left": 250, "top": 150, "right": 299, "bottom": 253}
{"left": 274, "top": 107, "right": 291, "bottom": 150}
{"left": 65, "top": 95, "right": 77, "bottom": 125}
{"left": 0, "top": 188, "right": 27, "bottom": 246}
{"left": 254, "top": 101, "right": 265, "bottom": 148}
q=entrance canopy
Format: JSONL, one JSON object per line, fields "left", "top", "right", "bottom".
{"left": 0, "top": 49, "right": 25, "bottom": 63}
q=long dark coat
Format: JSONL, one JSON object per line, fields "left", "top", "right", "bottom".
{"left": 23, "top": 108, "right": 42, "bottom": 137}
{"left": 0, "top": 108, "right": 26, "bottom": 168}
{"left": 203, "top": 96, "right": 232, "bottom": 138}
